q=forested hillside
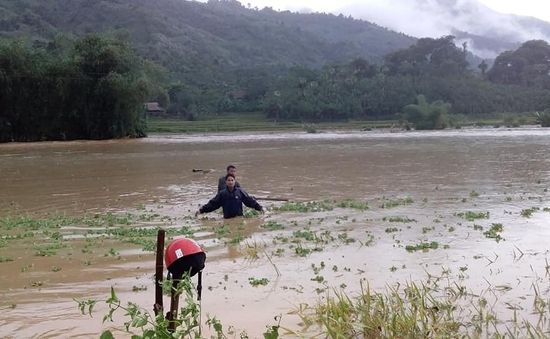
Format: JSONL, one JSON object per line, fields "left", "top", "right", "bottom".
{"left": 1, "top": 0, "right": 550, "bottom": 142}
{"left": 0, "top": 0, "right": 414, "bottom": 79}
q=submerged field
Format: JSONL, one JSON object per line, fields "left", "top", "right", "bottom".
{"left": 0, "top": 128, "right": 549, "bottom": 337}
{"left": 145, "top": 112, "right": 539, "bottom": 134}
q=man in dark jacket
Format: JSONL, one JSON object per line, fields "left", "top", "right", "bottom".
{"left": 199, "top": 174, "right": 263, "bottom": 219}
{"left": 218, "top": 165, "right": 240, "bottom": 192}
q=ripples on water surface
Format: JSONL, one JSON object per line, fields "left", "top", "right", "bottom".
{"left": 0, "top": 127, "right": 549, "bottom": 337}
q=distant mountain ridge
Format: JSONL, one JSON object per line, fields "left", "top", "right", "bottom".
{"left": 338, "top": 0, "right": 550, "bottom": 59}
{"left": 0, "top": 0, "right": 416, "bottom": 83}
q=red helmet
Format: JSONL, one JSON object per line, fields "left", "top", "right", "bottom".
{"left": 165, "top": 238, "right": 206, "bottom": 278}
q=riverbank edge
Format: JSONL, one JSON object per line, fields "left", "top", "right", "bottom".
{"left": 146, "top": 113, "right": 542, "bottom": 134}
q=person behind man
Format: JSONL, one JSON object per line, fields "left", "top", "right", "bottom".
{"left": 218, "top": 165, "right": 240, "bottom": 192}
{"left": 198, "top": 174, "right": 263, "bottom": 219}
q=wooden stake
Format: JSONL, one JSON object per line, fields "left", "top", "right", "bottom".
{"left": 253, "top": 196, "right": 289, "bottom": 202}
{"left": 153, "top": 229, "right": 165, "bottom": 316}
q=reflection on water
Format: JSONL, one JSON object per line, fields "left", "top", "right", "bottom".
{"left": 0, "top": 127, "right": 549, "bottom": 337}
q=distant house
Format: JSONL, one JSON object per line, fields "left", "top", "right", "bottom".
{"left": 144, "top": 102, "right": 166, "bottom": 116}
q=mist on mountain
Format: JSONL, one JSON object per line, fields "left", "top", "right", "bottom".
{"left": 337, "top": 0, "right": 550, "bottom": 58}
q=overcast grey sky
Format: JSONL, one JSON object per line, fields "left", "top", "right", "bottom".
{"left": 237, "top": 0, "right": 550, "bottom": 22}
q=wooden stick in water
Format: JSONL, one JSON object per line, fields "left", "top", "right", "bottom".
{"left": 253, "top": 196, "right": 289, "bottom": 202}
{"left": 153, "top": 229, "right": 165, "bottom": 316}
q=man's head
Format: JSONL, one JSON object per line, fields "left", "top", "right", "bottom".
{"left": 226, "top": 165, "right": 237, "bottom": 177}
{"left": 225, "top": 173, "right": 236, "bottom": 190}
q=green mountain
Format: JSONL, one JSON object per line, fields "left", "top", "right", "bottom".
{"left": 0, "top": 0, "right": 415, "bottom": 84}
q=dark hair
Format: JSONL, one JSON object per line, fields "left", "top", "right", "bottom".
{"left": 226, "top": 165, "right": 236, "bottom": 172}
{"left": 225, "top": 173, "right": 235, "bottom": 180}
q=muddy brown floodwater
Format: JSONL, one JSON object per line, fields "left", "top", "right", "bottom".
{"left": 1, "top": 128, "right": 550, "bottom": 338}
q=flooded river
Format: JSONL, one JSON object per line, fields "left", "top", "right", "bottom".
{"left": 1, "top": 128, "right": 549, "bottom": 338}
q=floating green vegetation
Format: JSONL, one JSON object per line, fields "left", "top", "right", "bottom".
{"left": 405, "top": 241, "right": 439, "bottom": 252}
{"left": 385, "top": 227, "right": 400, "bottom": 233}
{"left": 0, "top": 212, "right": 192, "bottom": 253}
{"left": 243, "top": 209, "right": 260, "bottom": 218}
{"left": 469, "top": 190, "right": 480, "bottom": 198}
{"left": 311, "top": 275, "right": 325, "bottom": 283}
{"left": 380, "top": 197, "right": 414, "bottom": 209}
{"left": 128, "top": 238, "right": 156, "bottom": 252}
{"left": 336, "top": 199, "right": 369, "bottom": 211}
{"left": 483, "top": 223, "right": 504, "bottom": 242}
{"left": 337, "top": 232, "right": 356, "bottom": 244}
{"left": 295, "top": 245, "right": 311, "bottom": 257}
{"left": 311, "top": 262, "right": 326, "bottom": 274}
{"left": 260, "top": 221, "right": 285, "bottom": 231}
{"left": 293, "top": 230, "right": 317, "bottom": 242}
{"left": 213, "top": 225, "right": 229, "bottom": 237}
{"left": 277, "top": 201, "right": 334, "bottom": 212}
{"left": 0, "top": 214, "right": 79, "bottom": 232}
{"left": 382, "top": 216, "right": 417, "bottom": 223}
{"left": 228, "top": 234, "right": 245, "bottom": 245}
{"left": 0, "top": 256, "right": 14, "bottom": 263}
{"left": 132, "top": 285, "right": 148, "bottom": 292}
{"left": 520, "top": 207, "right": 539, "bottom": 218}
{"left": 544, "top": 207, "right": 550, "bottom": 212}
{"left": 86, "top": 212, "right": 134, "bottom": 227}
{"left": 272, "top": 248, "right": 285, "bottom": 257}
{"left": 92, "top": 224, "right": 194, "bottom": 252}
{"left": 455, "top": 211, "right": 490, "bottom": 221}
{"left": 105, "top": 248, "right": 119, "bottom": 257}
{"left": 422, "top": 226, "right": 435, "bottom": 234}
{"left": 362, "top": 233, "right": 375, "bottom": 247}
{"left": 137, "top": 213, "right": 160, "bottom": 221}
{"left": 34, "top": 242, "right": 65, "bottom": 257}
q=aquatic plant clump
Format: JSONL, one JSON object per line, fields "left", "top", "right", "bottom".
{"left": 380, "top": 197, "right": 414, "bottom": 209}
{"left": 455, "top": 211, "right": 490, "bottom": 221}
{"left": 482, "top": 223, "right": 504, "bottom": 242}
{"left": 277, "top": 201, "right": 334, "bottom": 213}
{"left": 405, "top": 241, "right": 439, "bottom": 252}
{"left": 382, "top": 216, "right": 417, "bottom": 223}
{"left": 293, "top": 281, "right": 550, "bottom": 338}
{"left": 336, "top": 199, "right": 369, "bottom": 211}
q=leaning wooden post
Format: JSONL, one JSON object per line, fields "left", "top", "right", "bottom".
{"left": 153, "top": 229, "right": 165, "bottom": 316}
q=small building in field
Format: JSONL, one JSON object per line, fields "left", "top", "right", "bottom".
{"left": 144, "top": 102, "right": 166, "bottom": 116}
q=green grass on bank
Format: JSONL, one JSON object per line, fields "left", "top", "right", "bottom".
{"left": 146, "top": 112, "right": 542, "bottom": 134}
{"left": 146, "top": 112, "right": 394, "bottom": 133}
